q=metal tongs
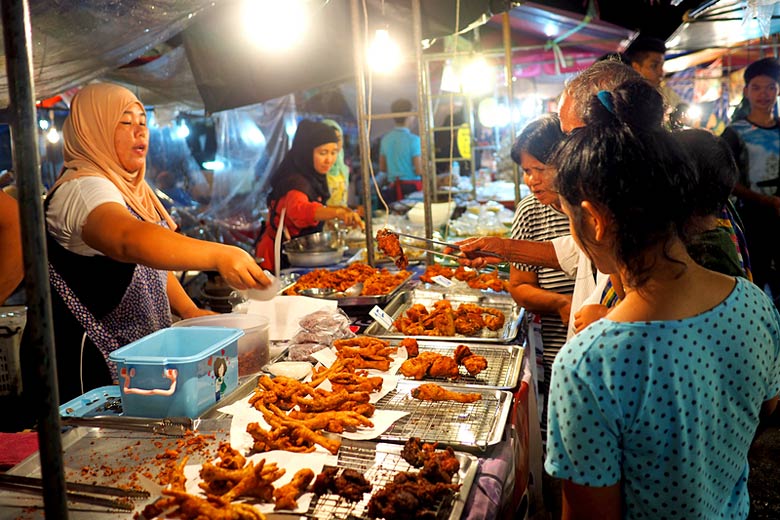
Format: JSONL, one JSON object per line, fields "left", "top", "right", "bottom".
{"left": 0, "top": 473, "right": 150, "bottom": 511}
{"left": 61, "top": 415, "right": 194, "bottom": 437}
{"left": 391, "top": 231, "right": 510, "bottom": 262}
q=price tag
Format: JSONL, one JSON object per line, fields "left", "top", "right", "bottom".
{"left": 369, "top": 305, "right": 394, "bottom": 330}
{"left": 431, "top": 274, "right": 455, "bottom": 287}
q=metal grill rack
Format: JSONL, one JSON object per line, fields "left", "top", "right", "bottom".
{"left": 307, "top": 442, "right": 476, "bottom": 520}
{"left": 364, "top": 291, "right": 523, "bottom": 343}
{"left": 394, "top": 341, "right": 523, "bottom": 389}
{"left": 374, "top": 384, "right": 512, "bottom": 451}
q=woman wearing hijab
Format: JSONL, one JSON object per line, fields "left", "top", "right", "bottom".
{"left": 255, "top": 119, "right": 363, "bottom": 272}
{"left": 44, "top": 83, "right": 270, "bottom": 402}
{"left": 321, "top": 119, "right": 350, "bottom": 208}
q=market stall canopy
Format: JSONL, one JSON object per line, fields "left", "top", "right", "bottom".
{"left": 0, "top": 0, "right": 510, "bottom": 113}
{"left": 665, "top": 0, "right": 780, "bottom": 73}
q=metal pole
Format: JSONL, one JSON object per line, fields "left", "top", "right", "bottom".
{"left": 0, "top": 1, "right": 68, "bottom": 518}
{"left": 502, "top": 12, "right": 520, "bottom": 205}
{"left": 412, "top": 0, "right": 433, "bottom": 248}
{"left": 350, "top": 0, "right": 375, "bottom": 266}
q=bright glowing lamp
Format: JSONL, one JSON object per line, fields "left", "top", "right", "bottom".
{"left": 243, "top": 0, "right": 307, "bottom": 52}
{"left": 38, "top": 119, "right": 49, "bottom": 130}
{"left": 202, "top": 160, "right": 225, "bottom": 172}
{"left": 440, "top": 61, "right": 460, "bottom": 93}
{"left": 478, "top": 98, "right": 509, "bottom": 128}
{"left": 368, "top": 29, "right": 401, "bottom": 73}
{"left": 176, "top": 122, "right": 190, "bottom": 139}
{"left": 686, "top": 104, "right": 702, "bottom": 122}
{"left": 45, "top": 127, "right": 60, "bottom": 144}
{"left": 461, "top": 56, "right": 494, "bottom": 96}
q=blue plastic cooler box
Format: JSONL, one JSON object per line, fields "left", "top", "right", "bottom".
{"left": 108, "top": 327, "right": 243, "bottom": 418}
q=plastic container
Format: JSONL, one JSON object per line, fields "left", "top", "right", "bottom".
{"left": 108, "top": 327, "right": 243, "bottom": 418}
{"left": 406, "top": 201, "right": 453, "bottom": 228}
{"left": 172, "top": 314, "right": 269, "bottom": 377}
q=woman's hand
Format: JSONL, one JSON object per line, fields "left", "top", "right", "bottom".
{"left": 573, "top": 304, "right": 610, "bottom": 333}
{"left": 337, "top": 208, "right": 364, "bottom": 229}
{"left": 178, "top": 306, "right": 218, "bottom": 319}
{"left": 215, "top": 246, "right": 272, "bottom": 290}
{"left": 444, "top": 236, "right": 509, "bottom": 269}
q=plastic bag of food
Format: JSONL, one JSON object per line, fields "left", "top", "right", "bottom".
{"left": 288, "top": 342, "right": 328, "bottom": 361}
{"left": 297, "top": 308, "right": 354, "bottom": 338}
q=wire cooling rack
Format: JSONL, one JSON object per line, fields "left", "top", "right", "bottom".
{"left": 394, "top": 341, "right": 524, "bottom": 389}
{"left": 374, "top": 383, "right": 512, "bottom": 451}
{"left": 306, "top": 442, "right": 476, "bottom": 520}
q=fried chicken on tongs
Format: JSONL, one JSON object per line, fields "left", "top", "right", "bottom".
{"left": 376, "top": 228, "right": 408, "bottom": 269}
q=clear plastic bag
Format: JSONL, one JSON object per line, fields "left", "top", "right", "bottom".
{"left": 287, "top": 308, "right": 354, "bottom": 362}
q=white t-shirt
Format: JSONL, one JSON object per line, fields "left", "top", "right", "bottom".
{"left": 551, "top": 234, "right": 610, "bottom": 340}
{"left": 46, "top": 177, "right": 125, "bottom": 256}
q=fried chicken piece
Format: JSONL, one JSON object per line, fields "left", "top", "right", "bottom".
{"left": 312, "top": 466, "right": 339, "bottom": 495}
{"left": 367, "top": 477, "right": 460, "bottom": 519}
{"left": 376, "top": 228, "right": 408, "bottom": 269}
{"left": 453, "top": 345, "right": 473, "bottom": 365}
{"left": 273, "top": 468, "right": 315, "bottom": 510}
{"left": 334, "top": 469, "right": 373, "bottom": 502}
{"left": 411, "top": 383, "right": 481, "bottom": 403}
{"left": 399, "top": 337, "right": 419, "bottom": 357}
{"left": 482, "top": 308, "right": 505, "bottom": 331}
{"left": 399, "top": 351, "right": 438, "bottom": 380}
{"left": 405, "top": 303, "right": 429, "bottom": 321}
{"left": 462, "top": 355, "right": 488, "bottom": 376}
{"left": 427, "top": 356, "right": 459, "bottom": 379}
{"left": 419, "top": 264, "right": 454, "bottom": 283}
{"left": 420, "top": 446, "right": 460, "bottom": 483}
{"left": 400, "top": 437, "right": 427, "bottom": 467}
{"left": 215, "top": 442, "right": 246, "bottom": 470}
{"left": 453, "top": 265, "right": 478, "bottom": 281}
{"left": 454, "top": 313, "right": 484, "bottom": 335}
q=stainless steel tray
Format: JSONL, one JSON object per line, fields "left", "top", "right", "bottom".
{"left": 364, "top": 290, "right": 523, "bottom": 343}
{"left": 307, "top": 441, "right": 477, "bottom": 520}
{"left": 285, "top": 270, "right": 413, "bottom": 307}
{"left": 374, "top": 382, "right": 512, "bottom": 452}
{"left": 391, "top": 340, "right": 524, "bottom": 390}
{"left": 0, "top": 425, "right": 229, "bottom": 518}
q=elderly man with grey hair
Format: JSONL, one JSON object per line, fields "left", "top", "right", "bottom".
{"left": 454, "top": 59, "right": 643, "bottom": 338}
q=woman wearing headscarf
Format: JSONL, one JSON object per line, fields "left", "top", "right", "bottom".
{"left": 44, "top": 83, "right": 270, "bottom": 402}
{"left": 255, "top": 119, "right": 363, "bottom": 272}
{"left": 321, "top": 119, "right": 350, "bottom": 208}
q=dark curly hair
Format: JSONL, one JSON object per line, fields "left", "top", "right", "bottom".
{"left": 674, "top": 128, "right": 737, "bottom": 217}
{"left": 552, "top": 79, "right": 697, "bottom": 287}
{"left": 511, "top": 113, "right": 564, "bottom": 166}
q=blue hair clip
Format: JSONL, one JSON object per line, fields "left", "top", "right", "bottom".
{"left": 597, "top": 90, "right": 615, "bottom": 115}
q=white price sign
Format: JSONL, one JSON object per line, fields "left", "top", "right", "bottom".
{"left": 431, "top": 274, "right": 454, "bottom": 287}
{"left": 369, "top": 305, "right": 394, "bottom": 330}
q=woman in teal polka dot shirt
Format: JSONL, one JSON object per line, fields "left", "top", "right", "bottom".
{"left": 544, "top": 78, "right": 780, "bottom": 519}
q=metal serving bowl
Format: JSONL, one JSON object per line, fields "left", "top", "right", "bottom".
{"left": 283, "top": 248, "right": 345, "bottom": 267}
{"left": 284, "top": 231, "right": 343, "bottom": 253}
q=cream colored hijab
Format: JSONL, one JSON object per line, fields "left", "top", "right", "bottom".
{"left": 50, "top": 83, "right": 176, "bottom": 229}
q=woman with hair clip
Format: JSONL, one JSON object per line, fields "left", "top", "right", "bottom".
{"left": 544, "top": 79, "right": 780, "bottom": 519}
{"left": 255, "top": 119, "right": 363, "bottom": 272}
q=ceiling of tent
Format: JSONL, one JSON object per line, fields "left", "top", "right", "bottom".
{"left": 0, "top": 0, "right": 749, "bottom": 115}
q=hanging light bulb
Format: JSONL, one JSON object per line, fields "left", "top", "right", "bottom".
{"left": 45, "top": 127, "right": 60, "bottom": 144}
{"left": 243, "top": 0, "right": 308, "bottom": 52}
{"left": 38, "top": 119, "right": 50, "bottom": 130}
{"left": 368, "top": 28, "right": 401, "bottom": 73}
{"left": 460, "top": 55, "right": 495, "bottom": 96}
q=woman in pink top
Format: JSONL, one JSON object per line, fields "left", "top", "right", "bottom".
{"left": 256, "top": 120, "right": 362, "bottom": 271}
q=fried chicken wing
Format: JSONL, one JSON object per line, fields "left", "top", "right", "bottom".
{"left": 399, "top": 337, "right": 419, "bottom": 357}
{"left": 411, "top": 383, "right": 481, "bottom": 403}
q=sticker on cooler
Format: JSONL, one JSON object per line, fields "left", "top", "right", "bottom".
{"left": 369, "top": 305, "right": 394, "bottom": 330}
{"left": 431, "top": 274, "right": 454, "bottom": 287}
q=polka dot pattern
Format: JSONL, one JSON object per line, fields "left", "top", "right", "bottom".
{"left": 544, "top": 278, "right": 780, "bottom": 518}
{"left": 48, "top": 210, "right": 172, "bottom": 380}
